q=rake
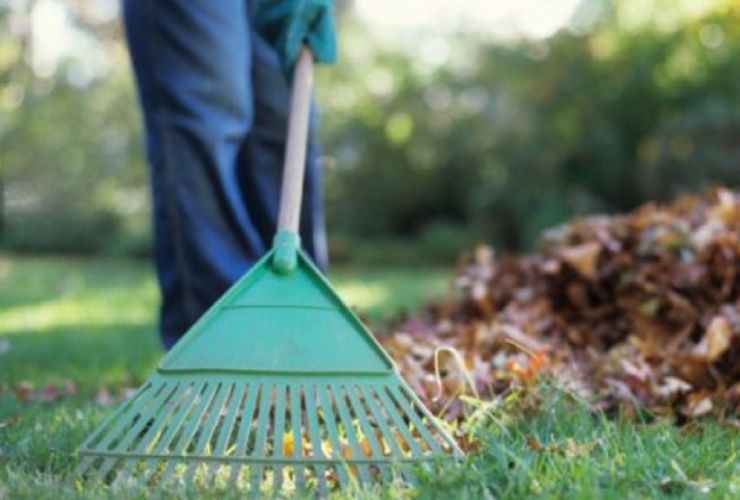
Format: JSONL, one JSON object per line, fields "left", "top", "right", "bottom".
{"left": 76, "top": 48, "right": 462, "bottom": 494}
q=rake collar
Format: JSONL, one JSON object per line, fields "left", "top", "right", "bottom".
{"left": 272, "top": 230, "right": 301, "bottom": 274}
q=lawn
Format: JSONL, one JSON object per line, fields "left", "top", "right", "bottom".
{"left": 0, "top": 255, "right": 737, "bottom": 498}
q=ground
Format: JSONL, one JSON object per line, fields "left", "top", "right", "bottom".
{"left": 0, "top": 256, "right": 737, "bottom": 498}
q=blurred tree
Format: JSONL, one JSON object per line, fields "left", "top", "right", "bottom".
{"left": 318, "top": 0, "right": 740, "bottom": 252}
{"left": 1, "top": 0, "right": 147, "bottom": 253}
{"left": 1, "top": 0, "right": 737, "bottom": 260}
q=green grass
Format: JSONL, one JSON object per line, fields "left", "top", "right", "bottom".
{"left": 0, "top": 255, "right": 737, "bottom": 498}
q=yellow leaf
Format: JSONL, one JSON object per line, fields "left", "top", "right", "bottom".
{"left": 282, "top": 431, "right": 294, "bottom": 457}
{"left": 564, "top": 438, "right": 599, "bottom": 457}
{"left": 359, "top": 437, "right": 373, "bottom": 457}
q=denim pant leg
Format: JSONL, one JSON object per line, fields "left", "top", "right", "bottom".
{"left": 123, "top": 0, "right": 327, "bottom": 349}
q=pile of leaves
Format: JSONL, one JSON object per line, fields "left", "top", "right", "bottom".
{"left": 382, "top": 188, "right": 739, "bottom": 422}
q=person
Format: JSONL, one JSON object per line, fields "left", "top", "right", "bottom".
{"left": 122, "top": 0, "right": 337, "bottom": 348}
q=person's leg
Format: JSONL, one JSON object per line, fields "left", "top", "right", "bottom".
{"left": 238, "top": 6, "right": 328, "bottom": 270}
{"left": 123, "top": 0, "right": 264, "bottom": 348}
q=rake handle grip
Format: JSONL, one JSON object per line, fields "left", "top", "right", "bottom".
{"left": 277, "top": 48, "right": 314, "bottom": 234}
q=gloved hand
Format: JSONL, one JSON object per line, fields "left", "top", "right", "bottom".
{"left": 254, "top": 0, "right": 337, "bottom": 75}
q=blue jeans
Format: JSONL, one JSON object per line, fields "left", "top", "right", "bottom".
{"left": 123, "top": 0, "right": 327, "bottom": 349}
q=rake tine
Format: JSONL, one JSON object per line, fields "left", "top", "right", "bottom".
{"left": 140, "top": 382, "right": 204, "bottom": 484}
{"left": 371, "top": 385, "right": 428, "bottom": 483}
{"left": 359, "top": 386, "right": 405, "bottom": 459}
{"left": 184, "top": 383, "right": 231, "bottom": 481}
{"left": 387, "top": 386, "right": 443, "bottom": 455}
{"left": 373, "top": 386, "right": 423, "bottom": 457}
{"left": 345, "top": 385, "right": 390, "bottom": 481}
{"left": 86, "top": 382, "right": 164, "bottom": 459}
{"left": 160, "top": 383, "right": 219, "bottom": 482}
{"left": 95, "top": 458, "right": 123, "bottom": 482}
{"left": 250, "top": 384, "right": 273, "bottom": 495}
{"left": 329, "top": 384, "right": 371, "bottom": 485}
{"left": 76, "top": 457, "right": 95, "bottom": 479}
{"left": 207, "top": 383, "right": 244, "bottom": 480}
{"left": 317, "top": 385, "right": 350, "bottom": 488}
{"left": 229, "top": 383, "right": 260, "bottom": 484}
{"left": 406, "top": 385, "right": 462, "bottom": 456}
{"left": 115, "top": 383, "right": 188, "bottom": 483}
{"left": 144, "top": 382, "right": 201, "bottom": 482}
{"left": 272, "top": 383, "right": 287, "bottom": 492}
{"left": 401, "top": 385, "right": 461, "bottom": 455}
{"left": 75, "top": 396, "right": 137, "bottom": 477}
{"left": 304, "top": 384, "right": 328, "bottom": 497}
{"left": 289, "top": 384, "right": 305, "bottom": 491}
{"left": 76, "top": 383, "right": 152, "bottom": 477}
{"left": 95, "top": 383, "right": 175, "bottom": 480}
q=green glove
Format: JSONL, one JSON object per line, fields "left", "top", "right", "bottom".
{"left": 254, "top": 0, "right": 337, "bottom": 75}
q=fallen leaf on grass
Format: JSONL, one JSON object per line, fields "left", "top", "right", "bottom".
{"left": 11, "top": 379, "right": 78, "bottom": 403}
{"left": 679, "top": 421, "right": 701, "bottom": 437}
{"left": 525, "top": 437, "right": 599, "bottom": 456}
{"left": 38, "top": 383, "right": 58, "bottom": 402}
{"left": 119, "top": 387, "right": 137, "bottom": 400}
{"left": 564, "top": 438, "right": 599, "bottom": 457}
{"left": 0, "top": 415, "right": 20, "bottom": 429}
{"left": 13, "top": 381, "right": 34, "bottom": 402}
{"left": 96, "top": 387, "right": 113, "bottom": 406}
{"left": 526, "top": 436, "right": 542, "bottom": 451}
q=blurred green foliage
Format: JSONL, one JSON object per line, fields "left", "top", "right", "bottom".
{"left": 0, "top": 2, "right": 145, "bottom": 254}
{"left": 320, "top": 0, "right": 740, "bottom": 252}
{"left": 1, "top": 0, "right": 738, "bottom": 261}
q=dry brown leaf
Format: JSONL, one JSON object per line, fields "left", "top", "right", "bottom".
{"left": 38, "top": 383, "right": 58, "bottom": 402}
{"left": 381, "top": 188, "right": 739, "bottom": 425}
{"left": 708, "top": 188, "right": 739, "bottom": 224}
{"left": 679, "top": 421, "right": 701, "bottom": 437}
{"left": 682, "top": 393, "right": 714, "bottom": 418}
{"left": 13, "top": 381, "right": 34, "bottom": 402}
{"left": 359, "top": 437, "right": 373, "bottom": 457}
{"left": 693, "top": 316, "right": 732, "bottom": 362}
{"left": 655, "top": 377, "right": 692, "bottom": 398}
{"left": 560, "top": 242, "right": 601, "bottom": 280}
{"left": 95, "top": 386, "right": 113, "bottom": 406}
{"left": 498, "top": 324, "right": 545, "bottom": 352}
{"left": 526, "top": 436, "right": 542, "bottom": 451}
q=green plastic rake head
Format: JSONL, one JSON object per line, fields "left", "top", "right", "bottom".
{"left": 76, "top": 49, "right": 462, "bottom": 494}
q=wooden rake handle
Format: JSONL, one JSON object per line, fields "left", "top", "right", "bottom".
{"left": 277, "top": 47, "right": 314, "bottom": 234}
